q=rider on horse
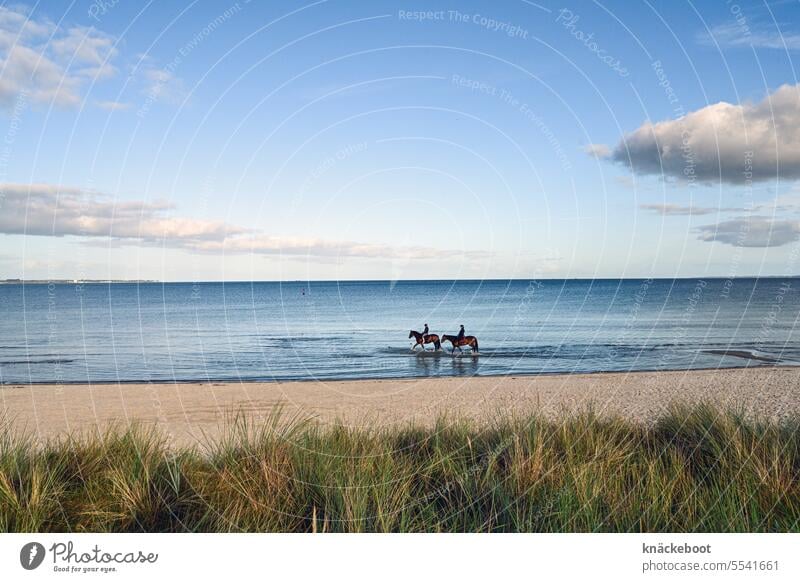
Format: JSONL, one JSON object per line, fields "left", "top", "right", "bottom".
{"left": 440, "top": 325, "right": 478, "bottom": 354}
{"left": 409, "top": 324, "right": 441, "bottom": 350}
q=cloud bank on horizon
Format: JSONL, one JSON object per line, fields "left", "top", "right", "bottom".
{"left": 697, "top": 217, "right": 800, "bottom": 248}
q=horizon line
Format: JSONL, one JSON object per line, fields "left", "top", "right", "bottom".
{"left": 3, "top": 275, "right": 799, "bottom": 284}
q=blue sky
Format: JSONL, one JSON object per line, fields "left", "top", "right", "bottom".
{"left": 2, "top": 0, "right": 800, "bottom": 280}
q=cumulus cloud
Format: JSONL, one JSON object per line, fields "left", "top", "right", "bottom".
{"left": 0, "top": 6, "right": 118, "bottom": 109}
{"left": 608, "top": 83, "right": 800, "bottom": 184}
{"left": 696, "top": 216, "right": 800, "bottom": 247}
{"left": 0, "top": 183, "right": 483, "bottom": 261}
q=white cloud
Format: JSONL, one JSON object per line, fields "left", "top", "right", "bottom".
{"left": 0, "top": 6, "right": 118, "bottom": 109}
{"left": 192, "top": 235, "right": 487, "bottom": 260}
{"left": 609, "top": 84, "right": 800, "bottom": 184}
{"left": 50, "top": 25, "right": 118, "bottom": 78}
{"left": 0, "top": 183, "right": 486, "bottom": 261}
{"left": 0, "top": 43, "right": 82, "bottom": 107}
{"left": 640, "top": 203, "right": 722, "bottom": 216}
{"left": 696, "top": 216, "right": 800, "bottom": 247}
{"left": 0, "top": 183, "right": 242, "bottom": 240}
{"left": 94, "top": 100, "right": 130, "bottom": 111}
{"left": 698, "top": 21, "right": 800, "bottom": 51}
{"left": 144, "top": 66, "right": 186, "bottom": 104}
{"left": 583, "top": 143, "right": 611, "bottom": 158}
{"left": 0, "top": 6, "right": 53, "bottom": 45}
{"left": 132, "top": 56, "right": 188, "bottom": 108}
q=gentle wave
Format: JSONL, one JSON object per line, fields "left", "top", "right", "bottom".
{"left": 704, "top": 349, "right": 782, "bottom": 364}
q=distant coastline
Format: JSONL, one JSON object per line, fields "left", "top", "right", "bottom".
{"left": 0, "top": 279, "right": 159, "bottom": 285}
{"left": 2, "top": 275, "right": 799, "bottom": 285}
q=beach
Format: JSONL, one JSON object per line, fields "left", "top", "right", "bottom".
{"left": 2, "top": 366, "right": 798, "bottom": 446}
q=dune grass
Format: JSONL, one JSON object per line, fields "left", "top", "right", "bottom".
{"left": 1, "top": 404, "right": 799, "bottom": 532}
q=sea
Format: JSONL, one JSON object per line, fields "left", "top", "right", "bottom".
{"left": 1, "top": 278, "right": 799, "bottom": 384}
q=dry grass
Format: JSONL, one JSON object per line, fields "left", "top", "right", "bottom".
{"left": 1, "top": 404, "right": 799, "bottom": 532}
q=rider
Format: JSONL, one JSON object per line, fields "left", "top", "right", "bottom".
{"left": 457, "top": 324, "right": 465, "bottom": 342}
{"left": 422, "top": 323, "right": 429, "bottom": 337}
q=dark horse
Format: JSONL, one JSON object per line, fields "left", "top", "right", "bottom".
{"left": 441, "top": 334, "right": 479, "bottom": 354}
{"left": 409, "top": 330, "right": 441, "bottom": 350}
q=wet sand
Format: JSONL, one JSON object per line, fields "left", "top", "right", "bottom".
{"left": 1, "top": 367, "right": 798, "bottom": 446}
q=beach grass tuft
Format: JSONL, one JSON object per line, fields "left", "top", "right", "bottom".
{"left": 1, "top": 405, "right": 799, "bottom": 532}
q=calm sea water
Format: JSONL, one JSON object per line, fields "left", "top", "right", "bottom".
{"left": 1, "top": 279, "right": 799, "bottom": 383}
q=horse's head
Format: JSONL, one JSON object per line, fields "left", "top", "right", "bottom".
{"left": 408, "top": 330, "right": 414, "bottom": 339}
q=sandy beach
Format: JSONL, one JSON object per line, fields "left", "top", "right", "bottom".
{"left": 1, "top": 366, "right": 797, "bottom": 446}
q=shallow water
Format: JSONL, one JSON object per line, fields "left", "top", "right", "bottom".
{"left": 1, "top": 278, "right": 798, "bottom": 383}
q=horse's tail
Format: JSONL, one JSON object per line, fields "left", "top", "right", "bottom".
{"left": 473, "top": 338, "right": 479, "bottom": 353}
{"left": 435, "top": 338, "right": 441, "bottom": 350}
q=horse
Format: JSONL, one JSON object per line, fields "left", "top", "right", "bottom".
{"left": 441, "top": 334, "right": 479, "bottom": 354}
{"left": 408, "top": 330, "right": 441, "bottom": 350}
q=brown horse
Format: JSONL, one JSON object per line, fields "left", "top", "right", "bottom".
{"left": 409, "top": 330, "right": 441, "bottom": 350}
{"left": 441, "top": 334, "right": 479, "bottom": 354}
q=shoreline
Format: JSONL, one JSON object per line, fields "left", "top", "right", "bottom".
{"left": 2, "top": 367, "right": 799, "bottom": 446}
{"left": 1, "top": 360, "right": 790, "bottom": 387}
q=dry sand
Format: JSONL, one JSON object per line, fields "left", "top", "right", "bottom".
{"left": 1, "top": 367, "right": 798, "bottom": 446}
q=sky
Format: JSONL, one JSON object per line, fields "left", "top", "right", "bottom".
{"left": 2, "top": 0, "right": 800, "bottom": 281}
